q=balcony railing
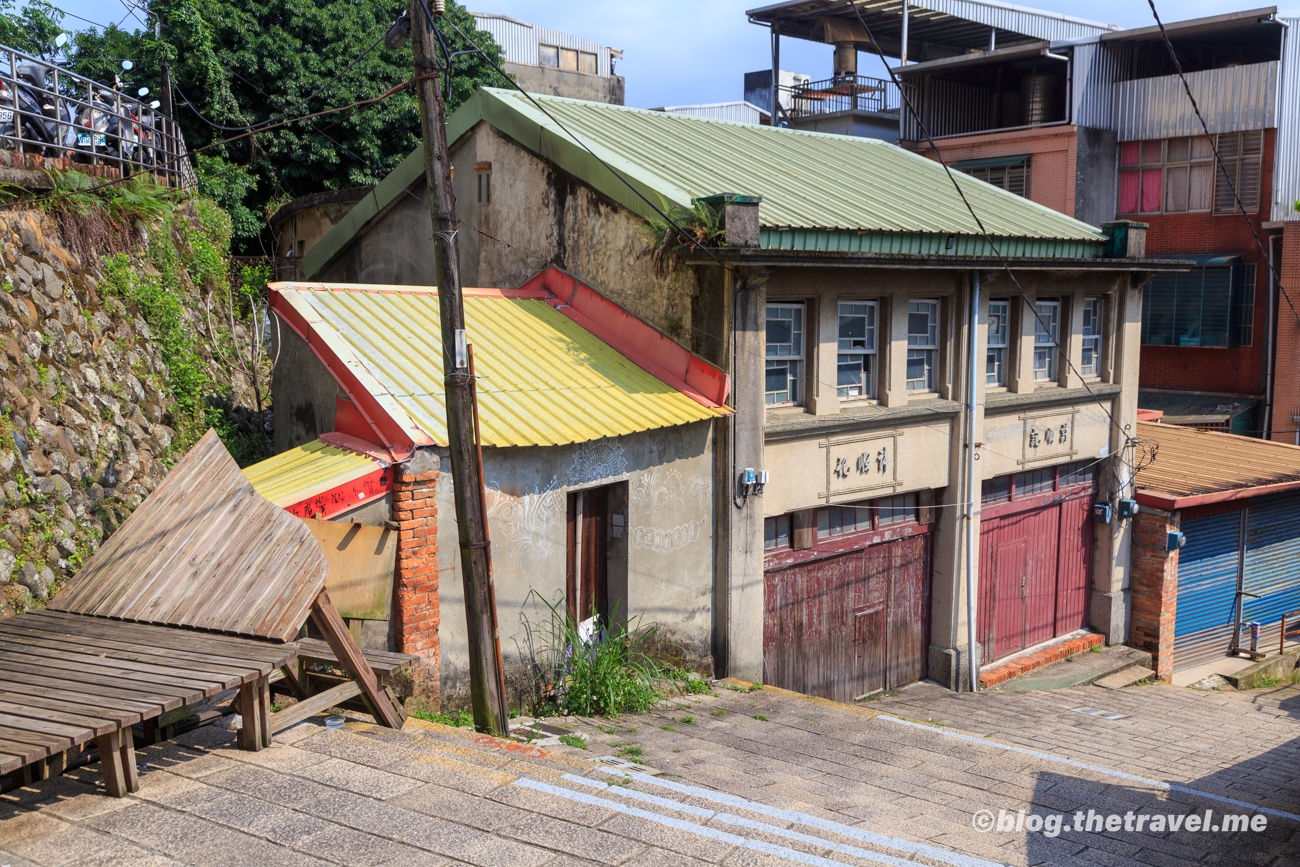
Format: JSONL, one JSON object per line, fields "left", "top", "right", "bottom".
{"left": 0, "top": 44, "right": 194, "bottom": 188}
{"left": 781, "top": 75, "right": 900, "bottom": 121}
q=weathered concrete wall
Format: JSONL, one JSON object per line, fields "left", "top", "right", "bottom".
{"left": 436, "top": 422, "right": 715, "bottom": 710}
{"left": 503, "top": 61, "right": 625, "bottom": 105}
{"left": 790, "top": 112, "right": 899, "bottom": 143}
{"left": 271, "top": 188, "right": 371, "bottom": 264}
{"left": 1074, "top": 126, "right": 1117, "bottom": 229}
{"left": 270, "top": 326, "right": 343, "bottom": 455}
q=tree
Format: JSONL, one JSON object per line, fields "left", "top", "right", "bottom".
{"left": 2, "top": 0, "right": 509, "bottom": 249}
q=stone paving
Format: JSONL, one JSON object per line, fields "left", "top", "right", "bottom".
{"left": 0, "top": 678, "right": 1296, "bottom": 866}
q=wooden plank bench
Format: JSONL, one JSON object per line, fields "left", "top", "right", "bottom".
{"left": 0, "top": 609, "right": 296, "bottom": 795}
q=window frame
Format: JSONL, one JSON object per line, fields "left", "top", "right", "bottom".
{"left": 1118, "top": 133, "right": 1264, "bottom": 216}
{"left": 906, "top": 298, "right": 940, "bottom": 393}
{"left": 836, "top": 300, "right": 878, "bottom": 400}
{"left": 958, "top": 159, "right": 1030, "bottom": 198}
{"left": 981, "top": 460, "right": 1097, "bottom": 506}
{"left": 1214, "top": 131, "right": 1264, "bottom": 214}
{"left": 1080, "top": 296, "right": 1102, "bottom": 378}
{"left": 765, "top": 302, "right": 806, "bottom": 407}
{"left": 539, "top": 44, "right": 559, "bottom": 68}
{"left": 986, "top": 299, "right": 1010, "bottom": 387}
{"left": 1032, "top": 299, "right": 1060, "bottom": 383}
{"left": 1140, "top": 262, "right": 1256, "bottom": 349}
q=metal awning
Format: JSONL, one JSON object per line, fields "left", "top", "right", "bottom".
{"left": 1150, "top": 253, "right": 1243, "bottom": 267}
{"left": 891, "top": 42, "right": 1054, "bottom": 76}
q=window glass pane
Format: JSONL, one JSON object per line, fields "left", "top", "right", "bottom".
{"left": 986, "top": 299, "right": 1010, "bottom": 386}
{"left": 1081, "top": 297, "right": 1101, "bottom": 376}
{"left": 1118, "top": 170, "right": 1140, "bottom": 214}
{"left": 560, "top": 48, "right": 579, "bottom": 70}
{"left": 837, "top": 354, "right": 873, "bottom": 398}
{"left": 764, "top": 515, "right": 791, "bottom": 549}
{"left": 1059, "top": 461, "right": 1096, "bottom": 488}
{"left": 539, "top": 45, "right": 559, "bottom": 67}
{"left": 1140, "top": 168, "right": 1162, "bottom": 213}
{"left": 766, "top": 305, "right": 803, "bottom": 358}
{"left": 1014, "top": 468, "right": 1054, "bottom": 496}
{"left": 1165, "top": 165, "right": 1188, "bottom": 212}
{"left": 907, "top": 300, "right": 938, "bottom": 347}
{"left": 765, "top": 361, "right": 800, "bottom": 405}
{"left": 1166, "top": 137, "right": 1190, "bottom": 162}
{"left": 878, "top": 494, "right": 917, "bottom": 525}
{"left": 1189, "top": 163, "right": 1212, "bottom": 211}
{"left": 1191, "top": 136, "right": 1213, "bottom": 160}
{"left": 906, "top": 349, "right": 934, "bottom": 391}
{"left": 982, "top": 475, "right": 1011, "bottom": 504}
{"left": 1231, "top": 263, "right": 1256, "bottom": 347}
{"left": 579, "top": 51, "right": 597, "bottom": 74}
{"left": 986, "top": 347, "right": 1006, "bottom": 385}
{"left": 1140, "top": 139, "right": 1162, "bottom": 164}
{"left": 1120, "top": 141, "right": 1140, "bottom": 166}
{"left": 1033, "top": 301, "right": 1059, "bottom": 381}
{"left": 838, "top": 302, "right": 876, "bottom": 352}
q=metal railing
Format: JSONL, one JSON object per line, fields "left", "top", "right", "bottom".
{"left": 0, "top": 43, "right": 193, "bottom": 188}
{"left": 781, "top": 75, "right": 900, "bottom": 120}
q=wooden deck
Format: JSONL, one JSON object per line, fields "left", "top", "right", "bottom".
{"left": 0, "top": 609, "right": 297, "bottom": 792}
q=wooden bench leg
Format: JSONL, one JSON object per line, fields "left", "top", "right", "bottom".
{"left": 238, "top": 676, "right": 271, "bottom": 751}
{"left": 120, "top": 733, "right": 139, "bottom": 794}
{"left": 96, "top": 730, "right": 127, "bottom": 797}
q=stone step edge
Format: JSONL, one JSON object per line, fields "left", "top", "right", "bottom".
{"left": 979, "top": 633, "right": 1106, "bottom": 688}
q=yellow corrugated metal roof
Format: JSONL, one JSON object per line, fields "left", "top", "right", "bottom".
{"left": 274, "top": 286, "right": 722, "bottom": 447}
{"left": 243, "top": 440, "right": 382, "bottom": 507}
{"left": 1135, "top": 421, "right": 1300, "bottom": 506}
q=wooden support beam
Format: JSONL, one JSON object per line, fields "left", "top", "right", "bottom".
{"left": 96, "top": 729, "right": 126, "bottom": 797}
{"left": 269, "top": 680, "right": 362, "bottom": 734}
{"left": 236, "top": 679, "right": 267, "bottom": 751}
{"left": 120, "top": 733, "right": 139, "bottom": 794}
{"left": 309, "top": 590, "right": 405, "bottom": 729}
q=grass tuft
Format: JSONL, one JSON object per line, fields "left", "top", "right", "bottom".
{"left": 558, "top": 734, "right": 588, "bottom": 750}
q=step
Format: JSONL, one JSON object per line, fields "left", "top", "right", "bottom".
{"left": 1094, "top": 665, "right": 1156, "bottom": 690}
{"left": 989, "top": 644, "right": 1153, "bottom": 691}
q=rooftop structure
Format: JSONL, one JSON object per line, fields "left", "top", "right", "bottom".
{"left": 471, "top": 12, "right": 625, "bottom": 104}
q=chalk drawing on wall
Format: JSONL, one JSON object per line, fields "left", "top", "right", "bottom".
{"left": 569, "top": 440, "right": 628, "bottom": 485}
{"left": 485, "top": 477, "right": 565, "bottom": 555}
{"left": 630, "top": 468, "right": 709, "bottom": 555}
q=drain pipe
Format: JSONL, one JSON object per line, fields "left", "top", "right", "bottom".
{"left": 965, "top": 271, "right": 981, "bottom": 692}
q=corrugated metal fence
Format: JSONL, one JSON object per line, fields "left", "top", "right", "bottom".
{"left": 471, "top": 13, "right": 615, "bottom": 77}
{"left": 1113, "top": 61, "right": 1278, "bottom": 141}
{"left": 1274, "top": 18, "right": 1300, "bottom": 222}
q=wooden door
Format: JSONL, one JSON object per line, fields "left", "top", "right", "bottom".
{"left": 566, "top": 487, "right": 608, "bottom": 623}
{"left": 992, "top": 539, "right": 1028, "bottom": 660}
{"left": 763, "top": 534, "right": 930, "bottom": 701}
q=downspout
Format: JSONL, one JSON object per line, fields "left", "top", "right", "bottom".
{"left": 771, "top": 25, "right": 780, "bottom": 126}
{"left": 965, "top": 271, "right": 981, "bottom": 692}
{"left": 901, "top": 0, "right": 909, "bottom": 66}
{"left": 1265, "top": 232, "right": 1277, "bottom": 439}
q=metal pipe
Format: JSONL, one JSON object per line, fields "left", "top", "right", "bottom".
{"left": 1264, "top": 233, "right": 1278, "bottom": 438}
{"left": 901, "top": 0, "right": 909, "bottom": 66}
{"left": 965, "top": 270, "right": 981, "bottom": 692}
{"left": 771, "top": 26, "right": 780, "bottom": 126}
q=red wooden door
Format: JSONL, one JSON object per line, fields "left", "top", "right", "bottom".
{"left": 1054, "top": 495, "right": 1093, "bottom": 635}
{"left": 763, "top": 534, "right": 930, "bottom": 701}
{"left": 991, "top": 539, "right": 1028, "bottom": 660}
{"left": 1023, "top": 506, "right": 1062, "bottom": 648}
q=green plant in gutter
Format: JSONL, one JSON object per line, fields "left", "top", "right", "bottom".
{"left": 638, "top": 196, "right": 726, "bottom": 276}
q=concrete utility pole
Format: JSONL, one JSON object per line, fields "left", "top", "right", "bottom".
{"left": 409, "top": 0, "right": 509, "bottom": 735}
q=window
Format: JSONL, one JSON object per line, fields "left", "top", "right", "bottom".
{"left": 1214, "top": 131, "right": 1264, "bottom": 214}
{"left": 1014, "top": 467, "right": 1055, "bottom": 496}
{"left": 981, "top": 475, "right": 1011, "bottom": 504}
{"left": 560, "top": 47, "right": 579, "bottom": 71}
{"left": 986, "top": 299, "right": 1010, "bottom": 386}
{"left": 817, "top": 504, "right": 871, "bottom": 538}
{"left": 764, "top": 515, "right": 791, "bottom": 550}
{"left": 1081, "top": 297, "right": 1102, "bottom": 377}
{"left": 766, "top": 303, "right": 804, "bottom": 405}
{"left": 475, "top": 162, "right": 492, "bottom": 204}
{"left": 539, "top": 44, "right": 559, "bottom": 67}
{"left": 1141, "top": 262, "right": 1256, "bottom": 348}
{"left": 815, "top": 493, "right": 922, "bottom": 540}
{"left": 1032, "top": 300, "right": 1059, "bottom": 382}
{"left": 985, "top": 462, "right": 1097, "bottom": 506}
{"left": 1059, "top": 460, "right": 1096, "bottom": 488}
{"left": 837, "top": 301, "right": 876, "bottom": 399}
{"left": 579, "top": 51, "right": 598, "bottom": 74}
{"left": 957, "top": 159, "right": 1029, "bottom": 198}
{"left": 906, "top": 299, "right": 939, "bottom": 392}
{"left": 877, "top": 493, "right": 918, "bottom": 526}
{"left": 1118, "top": 132, "right": 1263, "bottom": 215}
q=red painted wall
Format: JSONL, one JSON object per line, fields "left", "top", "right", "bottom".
{"left": 1271, "top": 222, "right": 1300, "bottom": 442}
{"left": 1135, "top": 129, "right": 1276, "bottom": 398}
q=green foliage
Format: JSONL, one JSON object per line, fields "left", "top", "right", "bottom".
{"left": 597, "top": 725, "right": 617, "bottom": 734}
{"left": 50, "top": 0, "right": 510, "bottom": 248}
{"left": 411, "top": 707, "right": 475, "bottom": 727}
{"left": 557, "top": 734, "right": 587, "bottom": 750}
{"left": 753, "top": 714, "right": 768, "bottom": 722}
{"left": 638, "top": 197, "right": 727, "bottom": 276}
{"left": 0, "top": 0, "right": 62, "bottom": 57}
{"left": 678, "top": 715, "right": 695, "bottom": 725}
{"left": 662, "top": 725, "right": 678, "bottom": 732}
{"left": 523, "top": 593, "right": 663, "bottom": 718}
{"left": 711, "top": 709, "right": 726, "bottom": 717}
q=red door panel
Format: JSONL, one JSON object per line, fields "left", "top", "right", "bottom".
{"left": 1023, "top": 506, "right": 1061, "bottom": 648}
{"left": 1055, "top": 495, "right": 1093, "bottom": 635}
{"left": 993, "top": 538, "right": 1028, "bottom": 659}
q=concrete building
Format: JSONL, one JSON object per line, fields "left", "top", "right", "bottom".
{"left": 254, "top": 272, "right": 726, "bottom": 708}
{"left": 471, "top": 13, "right": 624, "bottom": 105}
{"left": 302, "top": 89, "right": 1176, "bottom": 694}
{"left": 772, "top": 0, "right": 1300, "bottom": 441}
{"left": 268, "top": 187, "right": 372, "bottom": 281}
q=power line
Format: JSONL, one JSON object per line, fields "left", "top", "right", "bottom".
{"left": 1143, "top": 0, "right": 1299, "bottom": 325}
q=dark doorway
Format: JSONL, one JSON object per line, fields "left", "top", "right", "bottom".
{"left": 567, "top": 485, "right": 609, "bottom": 625}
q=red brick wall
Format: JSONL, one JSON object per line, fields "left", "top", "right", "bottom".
{"left": 1270, "top": 222, "right": 1300, "bottom": 442}
{"left": 914, "top": 126, "right": 1079, "bottom": 218}
{"left": 393, "top": 461, "right": 440, "bottom": 703}
{"left": 1129, "top": 507, "right": 1180, "bottom": 682}
{"left": 1136, "top": 129, "right": 1276, "bottom": 399}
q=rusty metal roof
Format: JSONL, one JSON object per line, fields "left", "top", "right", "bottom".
{"left": 271, "top": 283, "right": 723, "bottom": 449}
{"left": 1135, "top": 421, "right": 1300, "bottom": 510}
{"left": 49, "top": 430, "right": 328, "bottom": 643}
{"left": 243, "top": 439, "right": 384, "bottom": 508}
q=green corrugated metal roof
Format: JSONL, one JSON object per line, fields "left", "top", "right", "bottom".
{"left": 305, "top": 87, "right": 1105, "bottom": 276}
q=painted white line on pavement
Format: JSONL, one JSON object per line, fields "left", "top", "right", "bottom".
{"left": 876, "top": 714, "right": 1300, "bottom": 824}
{"left": 589, "top": 770, "right": 1009, "bottom": 867}
{"left": 510, "top": 776, "right": 922, "bottom": 867}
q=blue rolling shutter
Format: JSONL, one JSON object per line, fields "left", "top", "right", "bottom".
{"left": 1174, "top": 511, "right": 1242, "bottom": 672}
{"left": 1243, "top": 494, "right": 1300, "bottom": 647}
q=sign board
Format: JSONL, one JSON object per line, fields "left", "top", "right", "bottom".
{"left": 1019, "top": 409, "right": 1078, "bottom": 466}
{"left": 820, "top": 431, "right": 902, "bottom": 502}
{"left": 301, "top": 518, "right": 397, "bottom": 621}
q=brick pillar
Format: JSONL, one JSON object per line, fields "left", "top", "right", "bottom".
{"left": 393, "top": 450, "right": 440, "bottom": 705}
{"left": 1271, "top": 223, "right": 1300, "bottom": 442}
{"left": 1128, "top": 507, "right": 1179, "bottom": 682}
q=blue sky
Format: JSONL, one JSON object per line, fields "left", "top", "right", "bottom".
{"left": 51, "top": 0, "right": 1300, "bottom": 109}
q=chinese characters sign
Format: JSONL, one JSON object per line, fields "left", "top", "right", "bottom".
{"left": 823, "top": 432, "right": 900, "bottom": 500}
{"left": 1019, "top": 410, "right": 1078, "bottom": 465}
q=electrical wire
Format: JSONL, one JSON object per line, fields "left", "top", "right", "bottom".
{"left": 1143, "top": 0, "right": 1300, "bottom": 325}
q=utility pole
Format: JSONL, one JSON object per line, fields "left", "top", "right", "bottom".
{"left": 409, "top": 0, "right": 509, "bottom": 735}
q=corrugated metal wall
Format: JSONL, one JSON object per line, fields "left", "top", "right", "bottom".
{"left": 1273, "top": 19, "right": 1300, "bottom": 222}
{"left": 471, "top": 14, "right": 615, "bottom": 76}
{"left": 1070, "top": 41, "right": 1119, "bottom": 129}
{"left": 1173, "top": 511, "right": 1242, "bottom": 672}
{"left": 1113, "top": 62, "right": 1278, "bottom": 141}
{"left": 912, "top": 0, "right": 1115, "bottom": 42}
{"left": 1243, "top": 494, "right": 1300, "bottom": 645}
{"left": 901, "top": 77, "right": 997, "bottom": 140}
{"left": 660, "top": 102, "right": 765, "bottom": 125}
